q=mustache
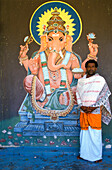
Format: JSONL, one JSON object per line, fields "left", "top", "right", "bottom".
{"left": 86, "top": 69, "right": 96, "bottom": 73}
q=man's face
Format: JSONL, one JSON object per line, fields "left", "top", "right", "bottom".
{"left": 86, "top": 63, "right": 97, "bottom": 76}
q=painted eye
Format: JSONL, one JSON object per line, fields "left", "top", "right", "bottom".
{"left": 59, "top": 37, "right": 63, "bottom": 41}
{"left": 48, "top": 38, "right": 52, "bottom": 41}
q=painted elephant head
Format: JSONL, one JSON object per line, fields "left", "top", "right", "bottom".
{"left": 39, "top": 8, "right": 73, "bottom": 71}
{"left": 47, "top": 32, "right": 73, "bottom": 71}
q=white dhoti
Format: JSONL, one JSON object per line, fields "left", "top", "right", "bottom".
{"left": 80, "top": 126, "right": 102, "bottom": 162}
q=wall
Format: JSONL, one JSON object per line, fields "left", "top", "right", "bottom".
{"left": 0, "top": 0, "right": 112, "bottom": 147}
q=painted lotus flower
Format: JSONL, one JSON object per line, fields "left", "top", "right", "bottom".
{"left": 61, "top": 141, "right": 67, "bottom": 146}
{"left": 49, "top": 141, "right": 55, "bottom": 145}
{"left": 0, "top": 138, "right": 6, "bottom": 142}
{"left": 17, "top": 134, "right": 22, "bottom": 137}
{"left": 8, "top": 136, "right": 13, "bottom": 139}
{"left": 2, "top": 130, "right": 7, "bottom": 133}
{"left": 8, "top": 126, "right": 13, "bottom": 130}
{"left": 25, "top": 139, "right": 30, "bottom": 143}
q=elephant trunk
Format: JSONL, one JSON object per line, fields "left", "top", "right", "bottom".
{"left": 47, "top": 51, "right": 66, "bottom": 71}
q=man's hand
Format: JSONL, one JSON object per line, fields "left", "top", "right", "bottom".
{"left": 81, "top": 106, "right": 98, "bottom": 113}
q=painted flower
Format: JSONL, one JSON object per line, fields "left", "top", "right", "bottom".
{"left": 37, "top": 139, "right": 43, "bottom": 143}
{"left": 0, "top": 138, "right": 6, "bottom": 142}
{"left": 14, "top": 138, "right": 18, "bottom": 140}
{"left": 2, "top": 130, "right": 7, "bottom": 134}
{"left": 54, "top": 135, "right": 57, "bottom": 139}
{"left": 61, "top": 141, "right": 67, "bottom": 146}
{"left": 105, "top": 138, "right": 110, "bottom": 143}
{"left": 8, "top": 141, "right": 13, "bottom": 145}
{"left": 17, "top": 134, "right": 22, "bottom": 137}
{"left": 8, "top": 126, "right": 13, "bottom": 130}
{"left": 49, "top": 141, "right": 55, "bottom": 145}
{"left": 105, "top": 144, "right": 111, "bottom": 149}
{"left": 7, "top": 131, "right": 12, "bottom": 135}
{"left": 14, "top": 142, "right": 19, "bottom": 146}
{"left": 43, "top": 135, "right": 47, "bottom": 139}
{"left": 72, "top": 140, "right": 77, "bottom": 143}
{"left": 25, "top": 139, "right": 30, "bottom": 143}
{"left": 8, "top": 136, "right": 13, "bottom": 139}
{"left": 67, "top": 139, "right": 70, "bottom": 142}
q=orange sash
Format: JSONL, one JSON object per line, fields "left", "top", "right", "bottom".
{"left": 80, "top": 111, "right": 101, "bottom": 130}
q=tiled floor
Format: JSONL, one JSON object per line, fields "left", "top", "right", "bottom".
{"left": 0, "top": 146, "right": 112, "bottom": 170}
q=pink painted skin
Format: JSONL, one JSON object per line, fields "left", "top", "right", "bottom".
{"left": 19, "top": 32, "right": 98, "bottom": 106}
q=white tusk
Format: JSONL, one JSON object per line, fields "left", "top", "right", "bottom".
{"left": 59, "top": 50, "right": 63, "bottom": 58}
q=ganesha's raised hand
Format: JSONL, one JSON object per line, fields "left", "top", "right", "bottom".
{"left": 88, "top": 42, "right": 98, "bottom": 57}
{"left": 19, "top": 44, "right": 29, "bottom": 58}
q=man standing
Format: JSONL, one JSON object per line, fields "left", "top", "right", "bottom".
{"left": 76, "top": 60, "right": 111, "bottom": 162}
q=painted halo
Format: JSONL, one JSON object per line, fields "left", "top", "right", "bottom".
{"left": 30, "top": 1, "right": 82, "bottom": 45}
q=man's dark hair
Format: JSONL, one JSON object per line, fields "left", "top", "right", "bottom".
{"left": 85, "top": 60, "right": 98, "bottom": 68}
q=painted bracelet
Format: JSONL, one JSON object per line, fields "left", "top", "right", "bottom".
{"left": 87, "top": 54, "right": 98, "bottom": 60}
{"left": 19, "top": 55, "right": 28, "bottom": 65}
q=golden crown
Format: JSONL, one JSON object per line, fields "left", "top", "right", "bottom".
{"left": 43, "top": 8, "right": 69, "bottom": 34}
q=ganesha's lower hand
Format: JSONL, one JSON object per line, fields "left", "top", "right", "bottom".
{"left": 29, "top": 58, "right": 39, "bottom": 75}
{"left": 59, "top": 87, "right": 77, "bottom": 106}
{"left": 59, "top": 91, "right": 70, "bottom": 106}
{"left": 74, "top": 73, "right": 83, "bottom": 79}
{"left": 59, "top": 93, "right": 67, "bottom": 106}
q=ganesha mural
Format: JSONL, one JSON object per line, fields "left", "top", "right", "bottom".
{"left": 14, "top": 1, "right": 98, "bottom": 136}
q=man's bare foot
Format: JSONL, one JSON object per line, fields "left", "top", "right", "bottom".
{"left": 77, "top": 155, "right": 83, "bottom": 160}
{"left": 94, "top": 159, "right": 102, "bottom": 163}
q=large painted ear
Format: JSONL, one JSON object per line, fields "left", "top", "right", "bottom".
{"left": 65, "top": 35, "right": 73, "bottom": 52}
{"left": 46, "top": 35, "right": 48, "bottom": 43}
{"left": 39, "top": 34, "right": 47, "bottom": 52}
{"left": 63, "top": 35, "right": 66, "bottom": 42}
{"left": 40, "top": 34, "right": 47, "bottom": 43}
